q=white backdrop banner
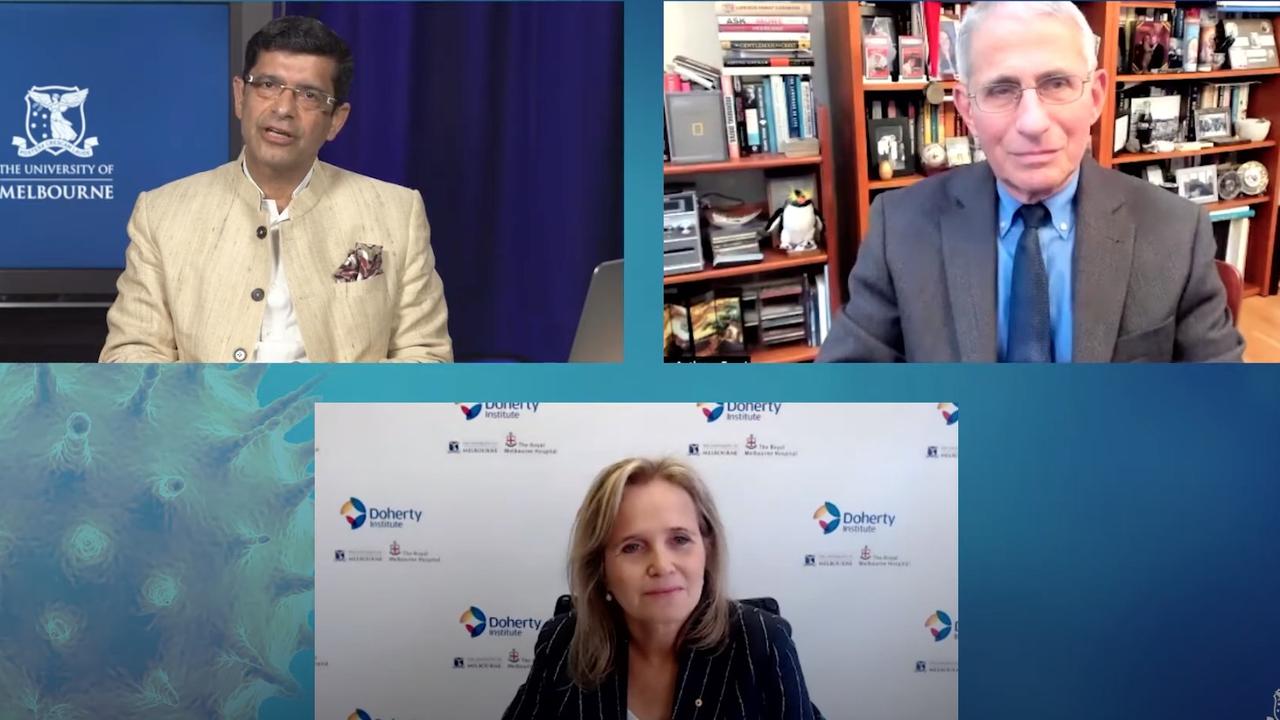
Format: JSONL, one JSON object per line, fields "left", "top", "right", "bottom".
{"left": 314, "top": 403, "right": 959, "bottom": 720}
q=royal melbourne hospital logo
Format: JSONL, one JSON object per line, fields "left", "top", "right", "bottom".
{"left": 14, "top": 86, "right": 98, "bottom": 157}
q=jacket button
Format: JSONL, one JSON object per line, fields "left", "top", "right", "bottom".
{"left": 251, "top": 288, "right": 265, "bottom": 302}
{"left": 233, "top": 347, "right": 247, "bottom": 362}
{"left": 256, "top": 225, "right": 267, "bottom": 239}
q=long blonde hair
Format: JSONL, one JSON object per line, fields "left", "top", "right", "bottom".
{"left": 566, "top": 457, "right": 731, "bottom": 689}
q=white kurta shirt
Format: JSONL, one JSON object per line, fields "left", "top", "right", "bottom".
{"left": 242, "top": 161, "right": 315, "bottom": 363}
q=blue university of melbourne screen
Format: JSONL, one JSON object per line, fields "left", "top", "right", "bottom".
{"left": 0, "top": 3, "right": 229, "bottom": 269}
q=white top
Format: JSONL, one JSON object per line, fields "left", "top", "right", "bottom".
{"left": 626, "top": 711, "right": 640, "bottom": 720}
{"left": 242, "top": 161, "right": 314, "bottom": 363}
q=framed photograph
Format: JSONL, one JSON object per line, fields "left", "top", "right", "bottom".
{"left": 945, "top": 136, "right": 972, "bottom": 166}
{"left": 868, "top": 117, "right": 915, "bottom": 176}
{"left": 937, "top": 17, "right": 959, "bottom": 80}
{"left": 1130, "top": 17, "right": 1170, "bottom": 72}
{"left": 1114, "top": 113, "right": 1130, "bottom": 154}
{"left": 1175, "top": 165, "right": 1218, "bottom": 205}
{"left": 689, "top": 290, "right": 746, "bottom": 357}
{"left": 1195, "top": 108, "right": 1232, "bottom": 141}
{"left": 899, "top": 36, "right": 926, "bottom": 80}
{"left": 864, "top": 36, "right": 894, "bottom": 82}
{"left": 1130, "top": 95, "right": 1182, "bottom": 144}
{"left": 1224, "top": 18, "right": 1279, "bottom": 69}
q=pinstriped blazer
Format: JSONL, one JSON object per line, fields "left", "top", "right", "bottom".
{"left": 100, "top": 156, "right": 452, "bottom": 363}
{"left": 502, "top": 602, "right": 821, "bottom": 720}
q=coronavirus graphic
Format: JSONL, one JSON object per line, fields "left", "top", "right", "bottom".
{"left": 0, "top": 364, "right": 318, "bottom": 719}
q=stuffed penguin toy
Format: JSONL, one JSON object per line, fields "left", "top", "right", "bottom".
{"left": 765, "top": 189, "right": 824, "bottom": 253}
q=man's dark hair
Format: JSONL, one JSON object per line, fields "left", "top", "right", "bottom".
{"left": 243, "top": 16, "right": 354, "bottom": 104}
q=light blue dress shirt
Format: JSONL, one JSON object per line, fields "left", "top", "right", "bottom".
{"left": 996, "top": 171, "right": 1078, "bottom": 363}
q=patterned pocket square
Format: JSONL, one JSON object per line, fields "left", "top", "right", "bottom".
{"left": 334, "top": 243, "right": 384, "bottom": 282}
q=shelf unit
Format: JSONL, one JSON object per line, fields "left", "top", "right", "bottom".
{"left": 823, "top": 1, "right": 967, "bottom": 284}
{"left": 825, "top": 1, "right": 1280, "bottom": 298}
{"left": 1079, "top": 1, "right": 1280, "bottom": 297}
{"left": 664, "top": 106, "right": 842, "bottom": 364}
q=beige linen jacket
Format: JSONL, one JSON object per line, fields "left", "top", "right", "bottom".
{"left": 101, "top": 157, "right": 452, "bottom": 362}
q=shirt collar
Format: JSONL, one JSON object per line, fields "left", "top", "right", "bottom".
{"left": 996, "top": 168, "right": 1080, "bottom": 240}
{"left": 241, "top": 158, "right": 316, "bottom": 209}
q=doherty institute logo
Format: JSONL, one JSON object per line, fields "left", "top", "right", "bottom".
{"left": 460, "top": 606, "right": 542, "bottom": 638}
{"left": 925, "top": 610, "right": 954, "bottom": 642}
{"left": 696, "top": 402, "right": 782, "bottom": 423}
{"left": 459, "top": 402, "right": 540, "bottom": 421}
{"left": 938, "top": 403, "right": 959, "bottom": 425}
{"left": 340, "top": 497, "right": 422, "bottom": 530}
{"left": 814, "top": 502, "right": 841, "bottom": 534}
{"left": 460, "top": 606, "right": 487, "bottom": 637}
{"left": 814, "top": 502, "right": 896, "bottom": 534}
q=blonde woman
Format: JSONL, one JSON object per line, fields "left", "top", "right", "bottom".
{"left": 502, "top": 458, "right": 820, "bottom": 719}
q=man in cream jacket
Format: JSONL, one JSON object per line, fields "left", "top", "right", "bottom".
{"left": 101, "top": 16, "right": 452, "bottom": 363}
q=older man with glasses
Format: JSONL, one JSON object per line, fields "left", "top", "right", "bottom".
{"left": 819, "top": 1, "right": 1243, "bottom": 363}
{"left": 101, "top": 16, "right": 452, "bottom": 363}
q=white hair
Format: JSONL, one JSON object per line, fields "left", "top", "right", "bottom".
{"left": 956, "top": 1, "right": 1098, "bottom": 84}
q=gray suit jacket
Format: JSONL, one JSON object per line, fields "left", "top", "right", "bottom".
{"left": 817, "top": 159, "right": 1245, "bottom": 362}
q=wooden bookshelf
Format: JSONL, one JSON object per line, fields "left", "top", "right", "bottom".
{"left": 663, "top": 106, "right": 842, "bottom": 364}
{"left": 751, "top": 342, "right": 819, "bottom": 363}
{"left": 665, "top": 248, "right": 828, "bottom": 286}
{"left": 1207, "top": 195, "right": 1271, "bottom": 213}
{"left": 1081, "top": 1, "right": 1280, "bottom": 296}
{"left": 863, "top": 80, "right": 958, "bottom": 93}
{"left": 664, "top": 153, "right": 822, "bottom": 176}
{"left": 1111, "top": 140, "right": 1277, "bottom": 165}
{"left": 823, "top": 2, "right": 1280, "bottom": 298}
{"left": 1115, "top": 67, "right": 1280, "bottom": 83}
{"left": 868, "top": 174, "right": 925, "bottom": 191}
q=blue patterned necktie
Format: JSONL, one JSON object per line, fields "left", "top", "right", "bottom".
{"left": 1006, "top": 203, "right": 1053, "bottom": 363}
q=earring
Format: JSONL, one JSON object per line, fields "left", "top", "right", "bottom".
{"left": 605, "top": 592, "right": 613, "bottom": 602}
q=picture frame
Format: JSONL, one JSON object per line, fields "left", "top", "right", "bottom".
{"left": 690, "top": 289, "right": 746, "bottom": 358}
{"left": 1195, "top": 108, "right": 1233, "bottom": 141}
{"left": 1130, "top": 16, "right": 1171, "bottom": 72}
{"left": 863, "top": 36, "right": 894, "bottom": 82}
{"left": 898, "top": 36, "right": 926, "bottom": 81}
{"left": 937, "top": 17, "right": 959, "bottom": 80}
{"left": 1175, "top": 165, "right": 1219, "bottom": 205}
{"left": 945, "top": 136, "right": 972, "bottom": 167}
{"left": 1223, "top": 18, "right": 1279, "bottom": 69}
{"left": 1114, "top": 113, "right": 1130, "bottom": 154}
{"left": 868, "top": 117, "right": 915, "bottom": 176}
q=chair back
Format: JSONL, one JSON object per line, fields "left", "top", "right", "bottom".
{"left": 1215, "top": 259, "right": 1243, "bottom": 326}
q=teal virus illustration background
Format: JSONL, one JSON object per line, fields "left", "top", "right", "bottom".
{"left": 0, "top": 365, "right": 318, "bottom": 720}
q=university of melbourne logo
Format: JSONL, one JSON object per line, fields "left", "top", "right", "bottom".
{"left": 14, "top": 86, "right": 98, "bottom": 157}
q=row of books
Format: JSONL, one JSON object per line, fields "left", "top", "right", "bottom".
{"left": 715, "top": 1, "right": 816, "bottom": 69}
{"left": 664, "top": 268, "right": 831, "bottom": 360}
{"left": 665, "top": 57, "right": 818, "bottom": 160}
